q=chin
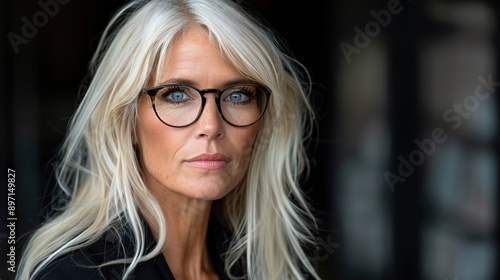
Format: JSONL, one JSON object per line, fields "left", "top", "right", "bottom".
{"left": 180, "top": 172, "right": 238, "bottom": 197}
{"left": 186, "top": 180, "right": 237, "bottom": 201}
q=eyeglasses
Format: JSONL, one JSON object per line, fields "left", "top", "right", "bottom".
{"left": 141, "top": 83, "right": 271, "bottom": 128}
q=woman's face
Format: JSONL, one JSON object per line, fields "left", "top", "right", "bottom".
{"left": 136, "top": 27, "right": 260, "bottom": 201}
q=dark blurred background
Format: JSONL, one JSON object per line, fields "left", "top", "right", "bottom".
{"left": 1, "top": 0, "right": 499, "bottom": 279}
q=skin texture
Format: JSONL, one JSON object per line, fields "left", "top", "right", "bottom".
{"left": 136, "top": 25, "right": 260, "bottom": 280}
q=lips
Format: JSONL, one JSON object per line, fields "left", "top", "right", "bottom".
{"left": 185, "top": 153, "right": 231, "bottom": 169}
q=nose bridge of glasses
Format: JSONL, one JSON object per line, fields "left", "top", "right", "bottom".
{"left": 198, "top": 88, "right": 224, "bottom": 113}
{"left": 197, "top": 88, "right": 223, "bottom": 118}
{"left": 199, "top": 88, "right": 222, "bottom": 98}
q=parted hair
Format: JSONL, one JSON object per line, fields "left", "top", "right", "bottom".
{"left": 17, "top": 0, "right": 320, "bottom": 279}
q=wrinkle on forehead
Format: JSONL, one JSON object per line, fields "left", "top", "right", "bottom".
{"left": 157, "top": 26, "right": 242, "bottom": 89}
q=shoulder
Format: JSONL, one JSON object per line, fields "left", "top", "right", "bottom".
{"left": 34, "top": 238, "right": 123, "bottom": 280}
{"left": 33, "top": 229, "right": 171, "bottom": 280}
{"left": 35, "top": 250, "right": 105, "bottom": 280}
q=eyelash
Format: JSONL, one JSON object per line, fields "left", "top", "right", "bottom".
{"left": 230, "top": 97, "right": 252, "bottom": 106}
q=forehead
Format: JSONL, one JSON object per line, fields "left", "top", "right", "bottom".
{"left": 158, "top": 26, "right": 244, "bottom": 88}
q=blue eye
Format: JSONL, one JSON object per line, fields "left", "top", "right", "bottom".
{"left": 169, "top": 91, "right": 187, "bottom": 101}
{"left": 230, "top": 93, "right": 243, "bottom": 101}
{"left": 156, "top": 86, "right": 193, "bottom": 106}
{"left": 226, "top": 92, "right": 249, "bottom": 102}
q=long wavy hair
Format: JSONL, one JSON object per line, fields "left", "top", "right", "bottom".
{"left": 17, "top": 0, "right": 320, "bottom": 279}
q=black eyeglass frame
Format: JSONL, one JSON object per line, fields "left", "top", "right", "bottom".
{"left": 141, "top": 83, "right": 272, "bottom": 128}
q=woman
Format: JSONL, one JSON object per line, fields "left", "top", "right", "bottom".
{"left": 17, "top": 0, "right": 320, "bottom": 279}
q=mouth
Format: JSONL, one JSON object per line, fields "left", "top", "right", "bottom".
{"left": 185, "top": 153, "right": 231, "bottom": 170}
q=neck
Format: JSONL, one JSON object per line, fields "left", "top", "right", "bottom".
{"left": 146, "top": 188, "right": 218, "bottom": 280}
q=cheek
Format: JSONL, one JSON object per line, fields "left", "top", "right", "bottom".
{"left": 137, "top": 101, "right": 159, "bottom": 154}
{"left": 136, "top": 100, "right": 179, "bottom": 172}
{"left": 230, "top": 125, "right": 260, "bottom": 166}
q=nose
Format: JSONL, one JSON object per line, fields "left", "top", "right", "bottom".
{"left": 195, "top": 93, "right": 224, "bottom": 139}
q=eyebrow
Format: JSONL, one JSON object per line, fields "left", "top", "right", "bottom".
{"left": 158, "top": 78, "right": 254, "bottom": 88}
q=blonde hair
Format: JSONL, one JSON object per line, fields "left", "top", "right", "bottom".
{"left": 17, "top": 0, "right": 320, "bottom": 279}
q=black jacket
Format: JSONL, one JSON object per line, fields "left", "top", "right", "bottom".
{"left": 35, "top": 218, "right": 242, "bottom": 280}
